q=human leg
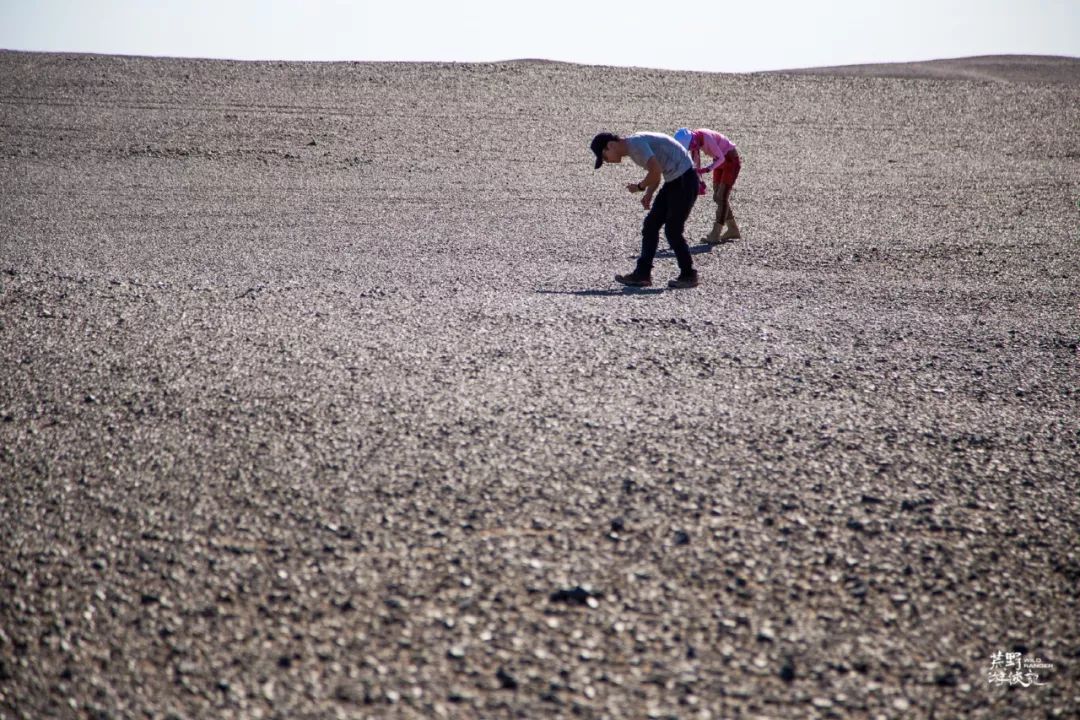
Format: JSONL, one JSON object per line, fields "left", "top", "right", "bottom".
{"left": 615, "top": 187, "right": 668, "bottom": 285}
{"left": 719, "top": 204, "right": 741, "bottom": 241}
{"left": 704, "top": 182, "right": 728, "bottom": 244}
{"left": 718, "top": 151, "right": 741, "bottom": 240}
{"left": 706, "top": 150, "right": 743, "bottom": 243}
{"left": 664, "top": 170, "right": 700, "bottom": 287}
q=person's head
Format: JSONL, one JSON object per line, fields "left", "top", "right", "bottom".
{"left": 675, "top": 128, "right": 704, "bottom": 152}
{"left": 590, "top": 132, "right": 621, "bottom": 168}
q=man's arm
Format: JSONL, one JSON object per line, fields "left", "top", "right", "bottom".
{"left": 626, "top": 157, "right": 663, "bottom": 209}
{"left": 627, "top": 156, "right": 663, "bottom": 193}
{"left": 641, "top": 157, "right": 663, "bottom": 192}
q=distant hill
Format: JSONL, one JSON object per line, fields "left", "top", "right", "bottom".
{"left": 772, "top": 54, "right": 1080, "bottom": 84}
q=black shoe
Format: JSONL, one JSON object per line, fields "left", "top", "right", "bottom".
{"left": 615, "top": 271, "right": 652, "bottom": 287}
{"left": 668, "top": 271, "right": 699, "bottom": 289}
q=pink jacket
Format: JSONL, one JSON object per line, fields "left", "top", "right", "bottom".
{"left": 690, "top": 129, "right": 737, "bottom": 173}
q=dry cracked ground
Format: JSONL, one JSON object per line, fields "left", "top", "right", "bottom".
{"left": 1, "top": 51, "right": 1078, "bottom": 719}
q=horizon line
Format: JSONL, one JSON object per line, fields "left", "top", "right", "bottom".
{"left": 2, "top": 47, "right": 1078, "bottom": 76}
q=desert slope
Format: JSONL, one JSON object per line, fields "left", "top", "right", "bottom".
{"left": 1, "top": 51, "right": 1078, "bottom": 718}
{"left": 778, "top": 53, "right": 1080, "bottom": 84}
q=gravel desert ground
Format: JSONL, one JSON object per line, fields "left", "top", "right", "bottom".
{"left": 1, "top": 51, "right": 1078, "bottom": 719}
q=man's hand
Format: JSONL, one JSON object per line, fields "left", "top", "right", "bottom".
{"left": 626, "top": 182, "right": 643, "bottom": 194}
{"left": 641, "top": 188, "right": 654, "bottom": 210}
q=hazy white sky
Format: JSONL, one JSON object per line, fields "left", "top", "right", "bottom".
{"left": 1, "top": 0, "right": 1077, "bottom": 73}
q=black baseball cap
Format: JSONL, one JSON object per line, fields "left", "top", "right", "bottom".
{"left": 590, "top": 132, "right": 619, "bottom": 169}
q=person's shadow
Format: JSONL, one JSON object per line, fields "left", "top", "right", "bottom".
{"left": 537, "top": 243, "right": 715, "bottom": 296}
{"left": 535, "top": 286, "right": 664, "bottom": 297}
{"left": 653, "top": 243, "right": 714, "bottom": 259}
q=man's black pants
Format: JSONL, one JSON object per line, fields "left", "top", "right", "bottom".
{"left": 635, "top": 168, "right": 699, "bottom": 276}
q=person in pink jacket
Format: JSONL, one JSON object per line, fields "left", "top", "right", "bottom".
{"left": 675, "top": 128, "right": 742, "bottom": 243}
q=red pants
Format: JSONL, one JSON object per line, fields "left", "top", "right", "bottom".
{"left": 712, "top": 149, "right": 741, "bottom": 188}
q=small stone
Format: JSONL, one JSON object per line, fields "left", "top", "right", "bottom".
{"left": 934, "top": 672, "right": 958, "bottom": 687}
{"left": 550, "top": 586, "right": 602, "bottom": 607}
{"left": 496, "top": 667, "right": 518, "bottom": 690}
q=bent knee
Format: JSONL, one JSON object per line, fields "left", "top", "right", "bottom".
{"left": 664, "top": 224, "right": 687, "bottom": 241}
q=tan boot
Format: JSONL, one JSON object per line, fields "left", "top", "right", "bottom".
{"left": 719, "top": 207, "right": 741, "bottom": 241}
{"left": 704, "top": 220, "right": 724, "bottom": 244}
{"left": 703, "top": 200, "right": 726, "bottom": 244}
